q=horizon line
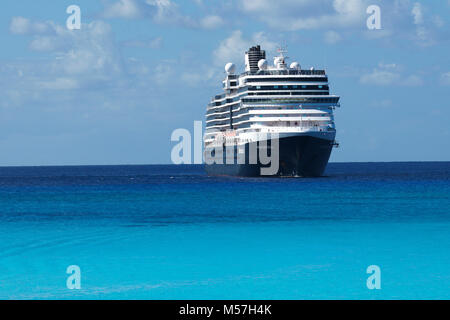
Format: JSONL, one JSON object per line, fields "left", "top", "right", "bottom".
{"left": 0, "top": 160, "right": 449, "bottom": 168}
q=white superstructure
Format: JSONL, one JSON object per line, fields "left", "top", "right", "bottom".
{"left": 204, "top": 46, "right": 340, "bottom": 150}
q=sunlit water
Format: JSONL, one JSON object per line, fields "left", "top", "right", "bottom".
{"left": 0, "top": 163, "right": 449, "bottom": 299}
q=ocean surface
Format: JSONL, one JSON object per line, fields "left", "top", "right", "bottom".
{"left": 0, "top": 162, "right": 449, "bottom": 300}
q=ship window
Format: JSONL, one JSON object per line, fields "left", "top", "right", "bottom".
{"left": 318, "top": 85, "right": 323, "bottom": 89}
{"left": 302, "top": 85, "right": 307, "bottom": 89}
{"left": 256, "top": 86, "right": 261, "bottom": 89}
{"left": 293, "top": 85, "right": 298, "bottom": 89}
{"left": 274, "top": 85, "right": 279, "bottom": 89}
{"left": 283, "top": 85, "right": 288, "bottom": 89}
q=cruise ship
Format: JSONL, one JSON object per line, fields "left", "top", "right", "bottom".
{"left": 204, "top": 45, "right": 340, "bottom": 177}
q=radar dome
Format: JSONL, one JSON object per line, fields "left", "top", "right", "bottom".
{"left": 225, "top": 62, "right": 236, "bottom": 74}
{"left": 290, "top": 62, "right": 300, "bottom": 70}
{"left": 310, "top": 67, "right": 315, "bottom": 71}
{"left": 258, "top": 59, "right": 268, "bottom": 70}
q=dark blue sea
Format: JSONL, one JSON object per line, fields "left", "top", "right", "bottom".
{"left": 0, "top": 162, "right": 449, "bottom": 299}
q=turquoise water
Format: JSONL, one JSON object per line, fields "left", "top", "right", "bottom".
{"left": 0, "top": 163, "right": 449, "bottom": 299}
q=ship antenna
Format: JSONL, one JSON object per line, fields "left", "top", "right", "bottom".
{"left": 277, "top": 43, "right": 288, "bottom": 60}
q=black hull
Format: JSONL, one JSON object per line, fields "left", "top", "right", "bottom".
{"left": 205, "top": 135, "right": 334, "bottom": 177}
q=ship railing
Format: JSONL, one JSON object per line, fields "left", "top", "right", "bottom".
{"left": 242, "top": 69, "right": 326, "bottom": 76}
{"left": 252, "top": 123, "right": 332, "bottom": 133}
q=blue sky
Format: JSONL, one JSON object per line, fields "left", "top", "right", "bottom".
{"left": 0, "top": 0, "right": 449, "bottom": 165}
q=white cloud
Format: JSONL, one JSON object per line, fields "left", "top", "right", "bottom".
{"left": 378, "top": 63, "right": 397, "bottom": 70}
{"left": 432, "top": 15, "right": 444, "bottom": 28}
{"left": 239, "top": 0, "right": 368, "bottom": 31}
{"left": 6, "top": 19, "right": 123, "bottom": 96}
{"left": 379, "top": 99, "right": 392, "bottom": 108}
{"left": 153, "top": 62, "right": 174, "bottom": 85}
{"left": 370, "top": 99, "right": 392, "bottom": 108}
{"left": 402, "top": 75, "right": 423, "bottom": 87}
{"left": 50, "top": 21, "right": 122, "bottom": 77}
{"left": 10, "top": 16, "right": 53, "bottom": 35}
{"left": 409, "top": 1, "right": 438, "bottom": 46}
{"left": 101, "top": 0, "right": 188, "bottom": 24}
{"left": 10, "top": 16, "right": 30, "bottom": 34}
{"left": 237, "top": 0, "right": 446, "bottom": 46}
{"left": 101, "top": 0, "right": 224, "bottom": 29}
{"left": 441, "top": 72, "right": 450, "bottom": 86}
{"left": 360, "top": 63, "right": 423, "bottom": 86}
{"left": 147, "top": 0, "right": 189, "bottom": 25}
{"left": 126, "top": 57, "right": 151, "bottom": 75}
{"left": 29, "top": 36, "right": 62, "bottom": 51}
{"left": 412, "top": 2, "right": 424, "bottom": 25}
{"left": 181, "top": 66, "right": 217, "bottom": 87}
{"left": 200, "top": 15, "right": 224, "bottom": 29}
{"left": 102, "top": 0, "right": 143, "bottom": 19}
{"left": 145, "top": 0, "right": 226, "bottom": 29}
{"left": 122, "top": 37, "right": 163, "bottom": 49}
{"left": 180, "top": 30, "right": 278, "bottom": 87}
{"left": 38, "top": 78, "right": 80, "bottom": 90}
{"left": 213, "top": 30, "right": 277, "bottom": 67}
{"left": 360, "top": 70, "right": 401, "bottom": 86}
{"left": 324, "top": 30, "right": 342, "bottom": 44}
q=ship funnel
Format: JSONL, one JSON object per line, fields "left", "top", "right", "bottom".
{"left": 245, "top": 45, "right": 266, "bottom": 73}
